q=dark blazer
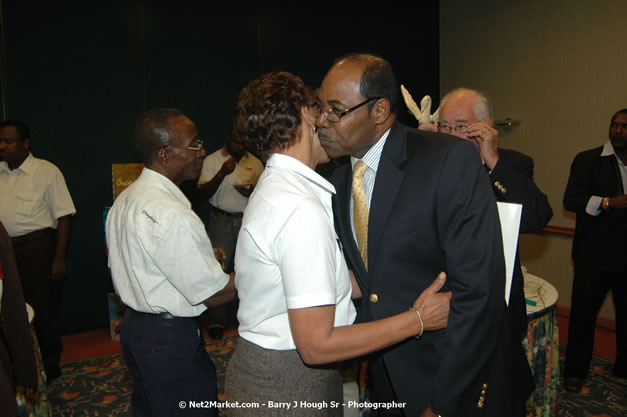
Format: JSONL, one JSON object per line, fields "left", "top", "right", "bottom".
{"left": 564, "top": 145, "right": 627, "bottom": 273}
{"left": 330, "top": 122, "right": 529, "bottom": 416}
{"left": 489, "top": 149, "right": 553, "bottom": 337}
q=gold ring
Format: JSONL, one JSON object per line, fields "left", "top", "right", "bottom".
{"left": 476, "top": 130, "right": 482, "bottom": 136}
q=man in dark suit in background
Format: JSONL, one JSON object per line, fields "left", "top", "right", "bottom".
{"left": 420, "top": 87, "right": 554, "bottom": 340}
{"left": 316, "top": 53, "right": 532, "bottom": 417}
{"left": 563, "top": 108, "right": 627, "bottom": 393}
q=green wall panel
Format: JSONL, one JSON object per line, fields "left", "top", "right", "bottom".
{"left": 1, "top": 0, "right": 439, "bottom": 331}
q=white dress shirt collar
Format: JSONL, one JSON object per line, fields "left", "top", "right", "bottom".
{"left": 349, "top": 128, "right": 391, "bottom": 172}
{"left": 601, "top": 140, "right": 618, "bottom": 157}
{"left": 141, "top": 167, "right": 192, "bottom": 208}
{"left": 0, "top": 152, "right": 34, "bottom": 174}
{"left": 266, "top": 153, "right": 336, "bottom": 195}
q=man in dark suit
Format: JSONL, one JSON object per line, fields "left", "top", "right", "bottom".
{"left": 563, "top": 108, "right": 627, "bottom": 393}
{"left": 426, "top": 87, "right": 554, "bottom": 339}
{"left": 316, "top": 53, "right": 532, "bottom": 417}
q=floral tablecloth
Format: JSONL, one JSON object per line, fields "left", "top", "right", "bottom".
{"left": 522, "top": 273, "right": 560, "bottom": 417}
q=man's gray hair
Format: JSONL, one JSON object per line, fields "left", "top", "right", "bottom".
{"left": 440, "top": 88, "right": 492, "bottom": 121}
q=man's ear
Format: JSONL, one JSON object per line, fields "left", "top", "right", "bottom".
{"left": 23, "top": 137, "right": 31, "bottom": 151}
{"left": 157, "top": 147, "right": 169, "bottom": 166}
{"left": 486, "top": 117, "right": 494, "bottom": 127}
{"left": 372, "top": 98, "right": 392, "bottom": 125}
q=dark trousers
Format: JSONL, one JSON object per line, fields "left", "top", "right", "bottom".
{"left": 204, "top": 207, "right": 241, "bottom": 328}
{"left": 120, "top": 308, "right": 218, "bottom": 417}
{"left": 565, "top": 262, "right": 626, "bottom": 378}
{"left": 368, "top": 355, "right": 405, "bottom": 417}
{"left": 12, "top": 228, "right": 63, "bottom": 380}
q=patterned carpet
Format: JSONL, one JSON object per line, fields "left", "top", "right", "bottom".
{"left": 49, "top": 334, "right": 239, "bottom": 416}
{"left": 47, "top": 335, "right": 626, "bottom": 417}
{"left": 555, "top": 345, "right": 626, "bottom": 417}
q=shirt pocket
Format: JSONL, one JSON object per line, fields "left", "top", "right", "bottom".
{"left": 15, "top": 191, "right": 44, "bottom": 220}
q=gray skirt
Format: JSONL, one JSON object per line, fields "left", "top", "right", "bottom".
{"left": 225, "top": 338, "right": 342, "bottom": 416}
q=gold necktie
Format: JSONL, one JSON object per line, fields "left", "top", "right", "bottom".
{"left": 352, "top": 160, "right": 369, "bottom": 270}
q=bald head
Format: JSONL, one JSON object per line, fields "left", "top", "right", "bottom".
{"left": 332, "top": 53, "right": 400, "bottom": 115}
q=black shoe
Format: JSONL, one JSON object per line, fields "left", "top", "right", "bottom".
{"left": 46, "top": 366, "right": 62, "bottom": 384}
{"left": 209, "top": 326, "right": 224, "bottom": 340}
{"left": 564, "top": 376, "right": 583, "bottom": 393}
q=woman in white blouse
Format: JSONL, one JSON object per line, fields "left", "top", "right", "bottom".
{"left": 225, "top": 72, "right": 449, "bottom": 416}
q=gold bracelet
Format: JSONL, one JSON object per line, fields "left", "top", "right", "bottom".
{"left": 408, "top": 307, "right": 424, "bottom": 339}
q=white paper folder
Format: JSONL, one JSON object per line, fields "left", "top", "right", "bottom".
{"left": 496, "top": 202, "right": 523, "bottom": 305}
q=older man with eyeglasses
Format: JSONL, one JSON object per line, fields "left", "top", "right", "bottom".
{"left": 420, "top": 88, "right": 553, "bottom": 348}
{"left": 106, "top": 108, "right": 236, "bottom": 417}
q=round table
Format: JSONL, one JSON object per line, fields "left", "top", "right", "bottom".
{"left": 16, "top": 303, "right": 52, "bottom": 417}
{"left": 522, "top": 273, "right": 559, "bottom": 417}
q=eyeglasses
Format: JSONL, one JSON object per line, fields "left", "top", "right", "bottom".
{"left": 438, "top": 123, "right": 471, "bottom": 134}
{"left": 167, "top": 139, "right": 204, "bottom": 157}
{"left": 313, "top": 97, "right": 381, "bottom": 123}
{"left": 438, "top": 119, "right": 488, "bottom": 135}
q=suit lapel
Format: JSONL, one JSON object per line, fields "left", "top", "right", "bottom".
{"left": 601, "top": 154, "right": 624, "bottom": 195}
{"left": 368, "top": 122, "right": 407, "bottom": 273}
{"left": 333, "top": 163, "right": 369, "bottom": 289}
{"left": 610, "top": 157, "right": 624, "bottom": 195}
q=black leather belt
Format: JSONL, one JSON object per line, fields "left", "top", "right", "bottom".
{"left": 129, "top": 308, "right": 187, "bottom": 320}
{"left": 11, "top": 228, "right": 54, "bottom": 245}
{"left": 211, "top": 205, "right": 243, "bottom": 218}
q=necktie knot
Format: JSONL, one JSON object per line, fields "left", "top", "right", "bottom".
{"left": 353, "top": 160, "right": 368, "bottom": 181}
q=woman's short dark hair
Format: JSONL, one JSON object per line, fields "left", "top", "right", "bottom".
{"left": 133, "top": 108, "right": 183, "bottom": 164}
{"left": 235, "top": 72, "right": 312, "bottom": 161}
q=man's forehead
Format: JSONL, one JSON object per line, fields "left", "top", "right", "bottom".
{"left": 320, "top": 63, "right": 363, "bottom": 103}
{"left": 612, "top": 112, "right": 627, "bottom": 123}
{"left": 440, "top": 101, "right": 475, "bottom": 123}
{"left": 0, "top": 126, "right": 18, "bottom": 137}
{"left": 169, "top": 115, "right": 196, "bottom": 132}
{"left": 169, "top": 116, "right": 198, "bottom": 143}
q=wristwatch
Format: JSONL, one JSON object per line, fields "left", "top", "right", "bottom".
{"left": 602, "top": 197, "right": 610, "bottom": 211}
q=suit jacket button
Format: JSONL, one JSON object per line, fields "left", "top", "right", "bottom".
{"left": 501, "top": 187, "right": 507, "bottom": 193}
{"left": 494, "top": 181, "right": 501, "bottom": 187}
{"left": 369, "top": 293, "right": 379, "bottom": 303}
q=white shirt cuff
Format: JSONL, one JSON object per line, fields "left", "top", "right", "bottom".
{"left": 585, "top": 196, "right": 603, "bottom": 216}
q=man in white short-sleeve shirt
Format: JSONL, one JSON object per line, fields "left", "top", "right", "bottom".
{"left": 197, "top": 126, "right": 263, "bottom": 338}
{"left": 197, "top": 126, "right": 263, "bottom": 270}
{"left": 0, "top": 119, "right": 75, "bottom": 381}
{"left": 106, "top": 109, "right": 235, "bottom": 417}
